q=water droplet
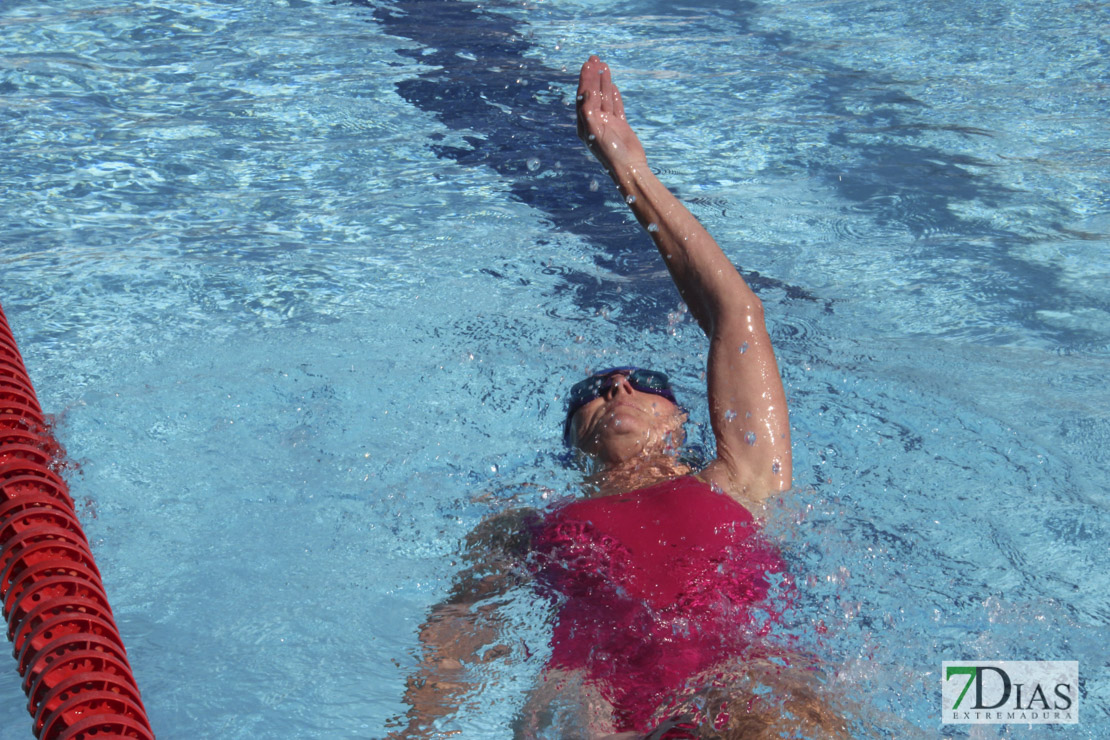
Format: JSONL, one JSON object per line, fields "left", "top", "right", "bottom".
{"left": 587, "top": 134, "right": 596, "bottom": 141}
{"left": 772, "top": 460, "right": 781, "bottom": 475}
{"left": 526, "top": 158, "right": 540, "bottom": 172}
{"left": 647, "top": 223, "right": 659, "bottom": 233}
{"left": 577, "top": 93, "right": 584, "bottom": 101}
{"left": 625, "top": 194, "right": 636, "bottom": 204}
{"left": 739, "top": 342, "right": 749, "bottom": 354}
{"left": 745, "top": 431, "right": 757, "bottom": 446}
{"left": 724, "top": 410, "right": 737, "bottom": 422}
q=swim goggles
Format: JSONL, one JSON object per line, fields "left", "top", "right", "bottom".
{"left": 562, "top": 366, "right": 679, "bottom": 446}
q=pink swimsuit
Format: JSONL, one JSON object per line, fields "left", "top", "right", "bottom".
{"left": 529, "top": 476, "right": 788, "bottom": 732}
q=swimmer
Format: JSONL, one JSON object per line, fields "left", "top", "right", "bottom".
{"left": 389, "top": 56, "right": 850, "bottom": 739}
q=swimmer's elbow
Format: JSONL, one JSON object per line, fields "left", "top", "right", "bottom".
{"left": 712, "top": 286, "right": 763, "bottom": 323}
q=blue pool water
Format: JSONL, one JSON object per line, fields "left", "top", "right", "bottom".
{"left": 1, "top": 0, "right": 1107, "bottom": 737}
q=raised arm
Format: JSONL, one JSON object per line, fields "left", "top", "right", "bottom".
{"left": 577, "top": 56, "right": 791, "bottom": 501}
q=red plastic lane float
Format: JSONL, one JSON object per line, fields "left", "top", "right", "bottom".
{"left": 0, "top": 302, "right": 154, "bottom": 740}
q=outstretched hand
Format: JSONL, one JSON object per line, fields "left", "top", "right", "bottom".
{"left": 577, "top": 55, "right": 647, "bottom": 174}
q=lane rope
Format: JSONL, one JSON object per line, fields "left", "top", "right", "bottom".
{"left": 0, "top": 302, "right": 154, "bottom": 740}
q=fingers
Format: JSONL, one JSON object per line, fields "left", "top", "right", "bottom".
{"left": 577, "top": 55, "right": 617, "bottom": 115}
{"left": 610, "top": 76, "right": 626, "bottom": 121}
{"left": 598, "top": 61, "right": 619, "bottom": 117}
{"left": 577, "top": 55, "right": 602, "bottom": 103}
{"left": 576, "top": 55, "right": 601, "bottom": 131}
{"left": 577, "top": 55, "right": 603, "bottom": 143}
{"left": 578, "top": 55, "right": 628, "bottom": 148}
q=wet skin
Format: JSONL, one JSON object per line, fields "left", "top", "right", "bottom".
{"left": 392, "top": 56, "right": 807, "bottom": 740}
{"left": 569, "top": 371, "right": 687, "bottom": 466}
{"left": 576, "top": 55, "right": 792, "bottom": 506}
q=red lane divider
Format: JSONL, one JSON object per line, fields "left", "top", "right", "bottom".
{"left": 0, "top": 303, "right": 154, "bottom": 740}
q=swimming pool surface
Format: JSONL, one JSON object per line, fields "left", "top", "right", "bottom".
{"left": 1, "top": 0, "right": 1107, "bottom": 737}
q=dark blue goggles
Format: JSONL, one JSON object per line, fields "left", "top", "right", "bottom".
{"left": 562, "top": 366, "right": 678, "bottom": 446}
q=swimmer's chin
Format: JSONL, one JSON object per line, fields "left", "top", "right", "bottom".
{"left": 582, "top": 430, "right": 662, "bottom": 466}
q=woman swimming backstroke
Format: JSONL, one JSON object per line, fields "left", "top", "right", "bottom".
{"left": 566, "top": 54, "right": 790, "bottom": 504}
{"left": 389, "top": 56, "right": 848, "bottom": 739}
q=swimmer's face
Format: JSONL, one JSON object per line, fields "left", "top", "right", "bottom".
{"left": 569, "top": 371, "right": 686, "bottom": 462}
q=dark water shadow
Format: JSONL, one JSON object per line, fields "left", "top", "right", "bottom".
{"left": 347, "top": 0, "right": 1106, "bottom": 349}
{"left": 347, "top": 0, "right": 827, "bottom": 330}
{"left": 763, "top": 36, "right": 1106, "bottom": 347}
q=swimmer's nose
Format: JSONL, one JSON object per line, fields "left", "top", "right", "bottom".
{"left": 601, "top": 373, "right": 633, "bottom": 399}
